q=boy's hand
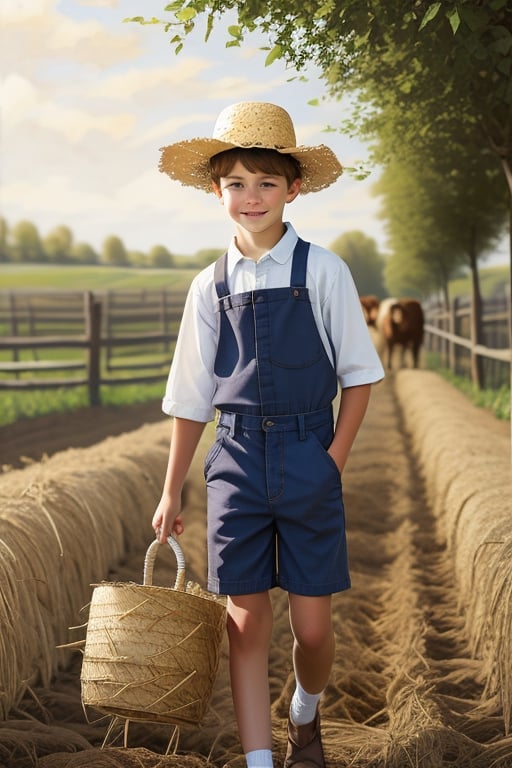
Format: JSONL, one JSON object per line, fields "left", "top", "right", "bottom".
{"left": 152, "top": 495, "right": 184, "bottom": 543}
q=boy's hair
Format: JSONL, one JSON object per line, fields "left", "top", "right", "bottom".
{"left": 210, "top": 147, "right": 302, "bottom": 188}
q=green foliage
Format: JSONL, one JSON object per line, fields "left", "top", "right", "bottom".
{"left": 10, "top": 220, "right": 45, "bottom": 263}
{"left": 430, "top": 365, "right": 511, "bottom": 421}
{"left": 102, "top": 234, "right": 129, "bottom": 266}
{"left": 43, "top": 225, "right": 73, "bottom": 264}
{"left": 192, "top": 247, "right": 225, "bottom": 268}
{"left": 329, "top": 230, "right": 386, "bottom": 297}
{"left": 0, "top": 217, "right": 9, "bottom": 262}
{"left": 148, "top": 244, "right": 175, "bottom": 268}
{"left": 448, "top": 264, "right": 509, "bottom": 301}
{"left": 71, "top": 242, "right": 99, "bottom": 265}
{"left": 0, "top": 388, "right": 89, "bottom": 427}
{"left": 0, "top": 383, "right": 166, "bottom": 428}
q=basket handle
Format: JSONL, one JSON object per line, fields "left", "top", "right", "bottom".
{"left": 143, "top": 536, "right": 186, "bottom": 591}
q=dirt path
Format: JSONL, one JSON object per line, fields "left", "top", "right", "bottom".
{"left": 2, "top": 375, "right": 511, "bottom": 767}
{"left": 0, "top": 400, "right": 166, "bottom": 471}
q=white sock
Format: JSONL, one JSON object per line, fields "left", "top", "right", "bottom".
{"left": 289, "top": 681, "right": 322, "bottom": 726}
{"left": 245, "top": 748, "right": 273, "bottom": 768}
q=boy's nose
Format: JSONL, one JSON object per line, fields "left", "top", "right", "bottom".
{"left": 245, "top": 185, "right": 262, "bottom": 202}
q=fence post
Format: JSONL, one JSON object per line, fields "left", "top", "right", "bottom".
{"left": 449, "top": 298, "right": 457, "bottom": 375}
{"left": 85, "top": 292, "right": 102, "bottom": 406}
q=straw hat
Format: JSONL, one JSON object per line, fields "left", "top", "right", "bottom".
{"left": 159, "top": 101, "right": 343, "bottom": 194}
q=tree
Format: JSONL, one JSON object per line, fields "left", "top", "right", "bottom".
{"left": 43, "top": 225, "right": 73, "bottom": 263}
{"left": 148, "top": 244, "right": 174, "bottom": 268}
{"left": 10, "top": 220, "right": 44, "bottom": 263}
{"left": 329, "top": 231, "right": 386, "bottom": 297}
{"left": 128, "top": 250, "right": 148, "bottom": 268}
{"left": 102, "top": 235, "right": 129, "bottom": 266}
{"left": 71, "top": 242, "right": 99, "bottom": 265}
{"left": 0, "top": 217, "right": 9, "bottom": 262}
{"left": 194, "top": 247, "right": 225, "bottom": 268}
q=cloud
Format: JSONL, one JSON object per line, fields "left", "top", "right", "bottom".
{"left": 1, "top": 73, "right": 134, "bottom": 142}
{"left": 88, "top": 59, "right": 212, "bottom": 101}
{"left": 1, "top": 0, "right": 140, "bottom": 73}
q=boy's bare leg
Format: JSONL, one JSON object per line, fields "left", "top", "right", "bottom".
{"left": 284, "top": 594, "right": 333, "bottom": 766}
{"left": 288, "top": 594, "right": 334, "bottom": 694}
{"left": 227, "top": 592, "right": 274, "bottom": 754}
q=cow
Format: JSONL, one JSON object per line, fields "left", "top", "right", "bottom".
{"left": 359, "top": 295, "right": 380, "bottom": 327}
{"left": 376, "top": 297, "right": 424, "bottom": 369}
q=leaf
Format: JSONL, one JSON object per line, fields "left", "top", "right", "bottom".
{"left": 314, "top": 2, "right": 335, "bottom": 19}
{"left": 308, "top": 98, "right": 320, "bottom": 107}
{"left": 265, "top": 45, "right": 282, "bottom": 66}
{"left": 205, "top": 13, "right": 214, "bottom": 42}
{"left": 228, "top": 24, "right": 242, "bottom": 38}
{"left": 343, "top": 165, "right": 372, "bottom": 181}
{"left": 457, "top": 5, "right": 490, "bottom": 33}
{"left": 175, "top": 7, "right": 197, "bottom": 22}
{"left": 446, "top": 8, "right": 460, "bottom": 35}
{"left": 419, "top": 2, "right": 441, "bottom": 31}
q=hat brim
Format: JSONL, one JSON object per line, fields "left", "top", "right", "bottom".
{"left": 159, "top": 138, "right": 343, "bottom": 194}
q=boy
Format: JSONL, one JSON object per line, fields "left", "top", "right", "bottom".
{"left": 152, "top": 102, "right": 384, "bottom": 768}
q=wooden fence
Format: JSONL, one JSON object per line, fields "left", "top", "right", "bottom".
{"left": 0, "top": 289, "right": 188, "bottom": 405}
{"left": 1, "top": 290, "right": 510, "bottom": 407}
{"left": 424, "top": 295, "right": 510, "bottom": 390}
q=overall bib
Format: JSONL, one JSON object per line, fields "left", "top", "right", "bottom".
{"left": 205, "top": 238, "right": 350, "bottom": 596}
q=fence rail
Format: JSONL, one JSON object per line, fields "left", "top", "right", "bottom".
{"left": 424, "top": 296, "right": 510, "bottom": 390}
{"left": 0, "top": 289, "right": 188, "bottom": 405}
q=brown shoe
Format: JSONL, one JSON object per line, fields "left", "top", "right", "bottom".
{"left": 284, "top": 708, "right": 326, "bottom": 768}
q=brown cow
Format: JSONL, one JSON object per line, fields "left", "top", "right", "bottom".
{"left": 359, "top": 295, "right": 380, "bottom": 327}
{"left": 376, "top": 297, "right": 424, "bottom": 369}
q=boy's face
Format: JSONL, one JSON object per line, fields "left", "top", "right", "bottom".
{"left": 213, "top": 160, "right": 301, "bottom": 243}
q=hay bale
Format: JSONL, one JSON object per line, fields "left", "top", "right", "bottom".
{"left": 0, "top": 422, "right": 173, "bottom": 719}
{"left": 395, "top": 370, "right": 512, "bottom": 729}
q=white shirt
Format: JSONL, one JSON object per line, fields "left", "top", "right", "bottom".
{"left": 163, "top": 223, "right": 384, "bottom": 421}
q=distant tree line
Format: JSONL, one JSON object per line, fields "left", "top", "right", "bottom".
{"left": 0, "top": 215, "right": 391, "bottom": 296}
{"left": 0, "top": 217, "right": 224, "bottom": 270}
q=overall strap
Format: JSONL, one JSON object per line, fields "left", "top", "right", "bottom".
{"left": 213, "top": 252, "right": 229, "bottom": 299}
{"left": 290, "top": 238, "right": 310, "bottom": 288}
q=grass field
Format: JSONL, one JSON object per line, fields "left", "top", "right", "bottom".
{"left": 2, "top": 262, "right": 508, "bottom": 298}
{"left": 0, "top": 264, "right": 198, "bottom": 292}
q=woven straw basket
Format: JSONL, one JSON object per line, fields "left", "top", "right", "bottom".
{"left": 81, "top": 536, "right": 226, "bottom": 725}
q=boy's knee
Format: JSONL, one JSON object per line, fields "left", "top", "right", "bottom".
{"left": 294, "top": 623, "right": 334, "bottom": 654}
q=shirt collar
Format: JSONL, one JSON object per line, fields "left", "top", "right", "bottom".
{"left": 226, "top": 222, "right": 298, "bottom": 273}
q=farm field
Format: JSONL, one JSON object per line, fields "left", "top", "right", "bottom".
{"left": 0, "top": 264, "right": 198, "bottom": 292}
{"left": 1, "top": 262, "right": 508, "bottom": 299}
{"left": 0, "top": 372, "right": 511, "bottom": 767}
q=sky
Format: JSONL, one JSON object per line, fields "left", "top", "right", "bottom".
{"left": 1, "top": 0, "right": 390, "bottom": 260}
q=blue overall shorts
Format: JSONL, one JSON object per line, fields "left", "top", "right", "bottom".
{"left": 204, "top": 238, "right": 350, "bottom": 597}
